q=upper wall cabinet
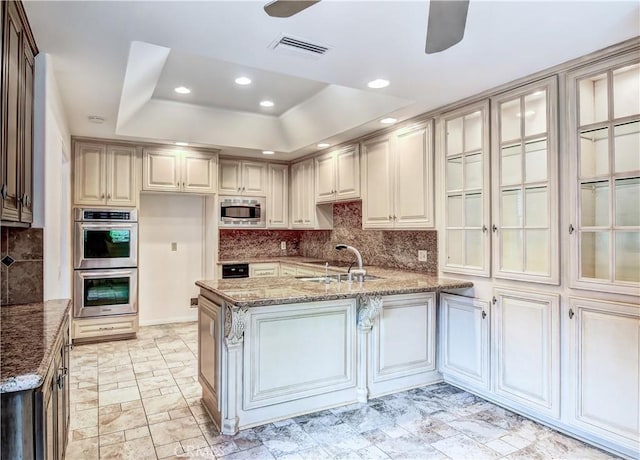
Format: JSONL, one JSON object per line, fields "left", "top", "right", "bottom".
{"left": 440, "top": 101, "right": 491, "bottom": 277}
{"left": 315, "top": 144, "right": 360, "bottom": 203}
{"left": 290, "top": 158, "right": 332, "bottom": 229}
{"left": 143, "top": 148, "right": 217, "bottom": 194}
{"left": 1, "top": 0, "right": 37, "bottom": 224}
{"left": 267, "top": 164, "right": 288, "bottom": 229}
{"left": 218, "top": 159, "right": 267, "bottom": 196}
{"left": 491, "top": 77, "right": 559, "bottom": 285}
{"left": 74, "top": 142, "right": 138, "bottom": 207}
{"left": 362, "top": 122, "right": 434, "bottom": 229}
{"left": 567, "top": 52, "right": 640, "bottom": 296}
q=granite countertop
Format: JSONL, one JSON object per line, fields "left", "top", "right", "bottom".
{"left": 218, "top": 256, "right": 331, "bottom": 266}
{"left": 1, "top": 299, "right": 71, "bottom": 393}
{"left": 197, "top": 265, "right": 472, "bottom": 308}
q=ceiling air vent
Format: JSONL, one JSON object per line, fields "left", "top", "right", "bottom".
{"left": 270, "top": 34, "right": 330, "bottom": 59}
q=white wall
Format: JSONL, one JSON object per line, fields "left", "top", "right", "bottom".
{"left": 138, "top": 193, "right": 205, "bottom": 325}
{"left": 33, "top": 53, "right": 71, "bottom": 300}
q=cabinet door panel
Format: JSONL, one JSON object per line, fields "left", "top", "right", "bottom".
{"left": 20, "top": 42, "right": 34, "bottom": 223}
{"left": 198, "top": 297, "right": 221, "bottom": 411}
{"left": 440, "top": 294, "right": 489, "bottom": 389}
{"left": 143, "top": 150, "right": 180, "bottom": 192}
{"left": 107, "top": 146, "right": 137, "bottom": 206}
{"left": 242, "top": 162, "right": 267, "bottom": 196}
{"left": 74, "top": 143, "right": 106, "bottom": 205}
{"left": 362, "top": 136, "right": 393, "bottom": 228}
{"left": 568, "top": 298, "right": 639, "bottom": 448}
{"left": 218, "top": 159, "right": 242, "bottom": 194}
{"left": 493, "top": 288, "right": 559, "bottom": 418}
{"left": 314, "top": 152, "right": 335, "bottom": 203}
{"left": 335, "top": 145, "right": 360, "bottom": 201}
{"left": 183, "top": 153, "right": 216, "bottom": 193}
{"left": 394, "top": 124, "right": 434, "bottom": 228}
{"left": 268, "top": 164, "right": 288, "bottom": 228}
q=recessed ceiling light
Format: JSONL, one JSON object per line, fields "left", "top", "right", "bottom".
{"left": 87, "top": 115, "right": 105, "bottom": 124}
{"left": 367, "top": 79, "right": 390, "bottom": 89}
{"left": 260, "top": 100, "right": 275, "bottom": 108}
{"left": 380, "top": 117, "right": 397, "bottom": 124}
{"left": 235, "top": 77, "right": 252, "bottom": 86}
{"left": 317, "top": 143, "right": 330, "bottom": 148}
{"left": 175, "top": 142, "right": 189, "bottom": 146}
{"left": 262, "top": 150, "right": 275, "bottom": 155}
{"left": 174, "top": 86, "right": 191, "bottom": 94}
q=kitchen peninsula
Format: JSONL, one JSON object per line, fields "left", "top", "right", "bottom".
{"left": 196, "top": 261, "right": 472, "bottom": 435}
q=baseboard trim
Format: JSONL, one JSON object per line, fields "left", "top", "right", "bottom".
{"left": 139, "top": 315, "right": 197, "bottom": 326}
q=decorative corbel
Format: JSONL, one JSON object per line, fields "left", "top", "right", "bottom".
{"left": 224, "top": 304, "right": 249, "bottom": 346}
{"left": 357, "top": 295, "right": 383, "bottom": 330}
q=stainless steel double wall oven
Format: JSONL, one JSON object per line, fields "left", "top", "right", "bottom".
{"left": 73, "top": 208, "right": 138, "bottom": 318}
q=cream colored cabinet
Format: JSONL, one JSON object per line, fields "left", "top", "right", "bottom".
{"left": 567, "top": 52, "right": 640, "bottom": 296}
{"left": 440, "top": 101, "right": 491, "bottom": 277}
{"left": 362, "top": 122, "right": 434, "bottom": 229}
{"left": 492, "top": 287, "right": 560, "bottom": 418}
{"left": 280, "top": 264, "right": 298, "bottom": 276}
{"left": 491, "top": 77, "right": 559, "bottom": 285}
{"left": 218, "top": 159, "right": 267, "bottom": 196}
{"left": 267, "top": 164, "right": 288, "bottom": 228}
{"left": 315, "top": 145, "right": 360, "bottom": 203}
{"left": 74, "top": 142, "right": 138, "bottom": 207}
{"left": 72, "top": 316, "right": 138, "bottom": 340}
{"left": 290, "top": 158, "right": 334, "bottom": 229}
{"left": 566, "top": 297, "right": 639, "bottom": 456}
{"left": 143, "top": 148, "right": 217, "bottom": 194}
{"left": 198, "top": 295, "right": 222, "bottom": 427}
{"left": 439, "top": 294, "right": 490, "bottom": 390}
{"left": 249, "top": 263, "right": 280, "bottom": 278}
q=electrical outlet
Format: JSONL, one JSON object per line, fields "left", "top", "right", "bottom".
{"left": 171, "top": 242, "right": 178, "bottom": 251}
{"left": 418, "top": 250, "right": 428, "bottom": 262}
{"left": 280, "top": 241, "right": 286, "bottom": 250}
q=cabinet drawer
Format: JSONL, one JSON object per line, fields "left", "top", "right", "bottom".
{"left": 280, "top": 265, "right": 297, "bottom": 276}
{"left": 250, "top": 263, "right": 280, "bottom": 278}
{"left": 73, "top": 316, "right": 138, "bottom": 340}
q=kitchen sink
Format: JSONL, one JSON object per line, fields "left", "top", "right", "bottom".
{"left": 295, "top": 274, "right": 383, "bottom": 283}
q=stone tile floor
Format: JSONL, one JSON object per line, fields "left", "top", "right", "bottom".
{"left": 66, "top": 322, "right": 617, "bottom": 460}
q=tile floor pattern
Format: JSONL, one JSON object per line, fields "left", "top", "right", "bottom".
{"left": 67, "top": 322, "right": 617, "bottom": 460}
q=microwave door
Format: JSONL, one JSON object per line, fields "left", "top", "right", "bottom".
{"left": 74, "top": 222, "right": 138, "bottom": 269}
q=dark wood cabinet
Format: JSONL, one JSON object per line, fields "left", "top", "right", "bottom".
{"left": 1, "top": 0, "right": 37, "bottom": 225}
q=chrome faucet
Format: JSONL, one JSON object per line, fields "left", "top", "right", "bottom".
{"left": 335, "top": 244, "right": 366, "bottom": 281}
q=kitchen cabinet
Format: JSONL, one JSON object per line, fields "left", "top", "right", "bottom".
{"left": 361, "top": 122, "right": 434, "bottom": 229}
{"left": 74, "top": 142, "right": 138, "bottom": 206}
{"left": 249, "top": 263, "right": 280, "bottom": 278}
{"left": 439, "top": 294, "right": 490, "bottom": 390}
{"left": 290, "top": 158, "right": 332, "bottom": 229}
{"left": 1, "top": 0, "right": 37, "bottom": 224}
{"left": 315, "top": 144, "right": 360, "bottom": 203}
{"left": 565, "top": 297, "right": 639, "bottom": 456}
{"left": 567, "top": 52, "right": 640, "bottom": 296}
{"left": 492, "top": 287, "right": 560, "bottom": 418}
{"left": 143, "top": 148, "right": 217, "bottom": 194}
{"left": 491, "top": 77, "right": 559, "bottom": 284}
{"left": 72, "top": 315, "right": 138, "bottom": 341}
{"left": 198, "top": 296, "right": 222, "bottom": 430}
{"left": 280, "top": 264, "right": 298, "bottom": 276}
{"left": 440, "top": 101, "right": 491, "bottom": 277}
{"left": 267, "top": 164, "right": 288, "bottom": 228}
{"left": 218, "top": 159, "right": 267, "bottom": 196}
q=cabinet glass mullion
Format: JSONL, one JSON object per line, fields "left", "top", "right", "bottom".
{"left": 573, "top": 58, "right": 640, "bottom": 290}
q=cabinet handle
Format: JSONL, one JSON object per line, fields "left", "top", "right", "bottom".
{"left": 388, "top": 215, "right": 392, "bottom": 220}
{"left": 0, "top": 184, "right": 7, "bottom": 199}
{"left": 107, "top": 193, "right": 111, "bottom": 200}
{"left": 393, "top": 215, "right": 397, "bottom": 221}
{"left": 481, "top": 311, "right": 487, "bottom": 319}
{"left": 183, "top": 182, "right": 185, "bottom": 188}
{"left": 569, "top": 308, "right": 574, "bottom": 319}
{"left": 98, "top": 326, "right": 115, "bottom": 331}
{"left": 569, "top": 224, "right": 575, "bottom": 234}
{"left": 242, "top": 186, "right": 246, "bottom": 192}
{"left": 492, "top": 225, "right": 498, "bottom": 233}
{"left": 25, "top": 194, "right": 31, "bottom": 207}
{"left": 101, "top": 193, "right": 105, "bottom": 199}
{"left": 237, "top": 187, "right": 241, "bottom": 192}
{"left": 492, "top": 296, "right": 497, "bottom": 304}
{"left": 482, "top": 225, "right": 487, "bottom": 233}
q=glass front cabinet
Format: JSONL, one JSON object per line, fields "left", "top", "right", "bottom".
{"left": 568, "top": 52, "right": 640, "bottom": 296}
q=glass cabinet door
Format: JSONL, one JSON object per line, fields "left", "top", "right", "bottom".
{"left": 491, "top": 76, "right": 559, "bottom": 284}
{"left": 569, "top": 53, "right": 640, "bottom": 295}
{"left": 441, "top": 100, "right": 491, "bottom": 277}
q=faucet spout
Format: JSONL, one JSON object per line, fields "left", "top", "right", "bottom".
{"left": 335, "top": 244, "right": 366, "bottom": 281}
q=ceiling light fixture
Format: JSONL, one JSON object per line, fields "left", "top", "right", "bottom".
{"left": 367, "top": 79, "right": 390, "bottom": 89}
{"left": 317, "top": 143, "right": 330, "bottom": 148}
{"left": 380, "top": 117, "right": 397, "bottom": 124}
{"left": 262, "top": 150, "right": 275, "bottom": 155}
{"left": 175, "top": 142, "right": 189, "bottom": 146}
{"left": 87, "top": 115, "right": 105, "bottom": 124}
{"left": 260, "top": 100, "right": 275, "bottom": 108}
{"left": 235, "top": 77, "right": 252, "bottom": 85}
{"left": 174, "top": 86, "right": 191, "bottom": 94}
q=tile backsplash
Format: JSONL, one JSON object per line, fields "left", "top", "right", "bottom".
{"left": 1, "top": 227, "right": 44, "bottom": 305}
{"left": 219, "top": 201, "right": 437, "bottom": 273}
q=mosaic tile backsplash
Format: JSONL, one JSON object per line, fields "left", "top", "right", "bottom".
{"left": 1, "top": 227, "right": 44, "bottom": 305}
{"left": 219, "top": 201, "right": 437, "bottom": 273}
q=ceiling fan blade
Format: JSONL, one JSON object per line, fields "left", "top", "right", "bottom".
{"left": 264, "top": 0, "right": 321, "bottom": 18}
{"left": 425, "top": 0, "right": 470, "bottom": 54}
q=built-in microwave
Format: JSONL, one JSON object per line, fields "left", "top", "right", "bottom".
{"left": 219, "top": 196, "right": 266, "bottom": 228}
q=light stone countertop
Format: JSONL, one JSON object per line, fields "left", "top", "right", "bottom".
{"left": 198, "top": 263, "right": 473, "bottom": 308}
{"left": 1, "top": 299, "right": 71, "bottom": 393}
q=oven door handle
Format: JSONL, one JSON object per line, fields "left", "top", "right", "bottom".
{"left": 78, "top": 223, "right": 136, "bottom": 230}
{"left": 79, "top": 270, "right": 135, "bottom": 278}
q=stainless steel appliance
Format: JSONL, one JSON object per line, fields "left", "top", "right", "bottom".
{"left": 219, "top": 196, "right": 265, "bottom": 228}
{"left": 74, "top": 208, "right": 138, "bottom": 269}
{"left": 74, "top": 268, "right": 138, "bottom": 318}
{"left": 221, "top": 263, "right": 250, "bottom": 279}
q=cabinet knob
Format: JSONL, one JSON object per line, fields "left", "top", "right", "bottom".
{"left": 389, "top": 215, "right": 393, "bottom": 220}
{"left": 101, "top": 193, "right": 105, "bottom": 199}
{"left": 481, "top": 311, "right": 487, "bottom": 319}
{"left": 482, "top": 225, "right": 487, "bottom": 233}
{"left": 492, "top": 225, "right": 498, "bottom": 233}
{"left": 238, "top": 187, "right": 241, "bottom": 192}
{"left": 107, "top": 193, "right": 111, "bottom": 200}
{"left": 183, "top": 182, "right": 185, "bottom": 188}
{"left": 569, "top": 308, "right": 575, "bottom": 319}
{"left": 569, "top": 224, "right": 575, "bottom": 235}
{"left": 393, "top": 215, "right": 397, "bottom": 221}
